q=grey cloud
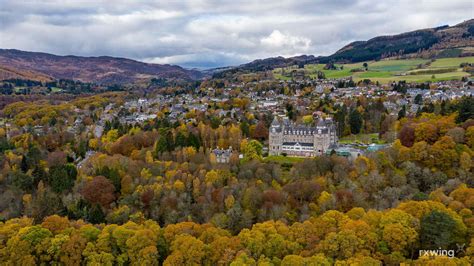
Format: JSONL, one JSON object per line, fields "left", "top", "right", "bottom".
{"left": 0, "top": 0, "right": 472, "bottom": 68}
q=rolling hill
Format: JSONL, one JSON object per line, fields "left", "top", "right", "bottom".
{"left": 216, "top": 19, "right": 474, "bottom": 75}
{"left": 0, "top": 49, "right": 203, "bottom": 84}
{"left": 328, "top": 19, "right": 474, "bottom": 63}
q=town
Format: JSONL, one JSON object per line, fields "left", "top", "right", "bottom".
{"left": 0, "top": 4, "right": 473, "bottom": 263}
{"left": 2, "top": 75, "right": 471, "bottom": 163}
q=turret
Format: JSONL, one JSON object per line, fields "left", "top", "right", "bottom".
{"left": 269, "top": 116, "right": 283, "bottom": 155}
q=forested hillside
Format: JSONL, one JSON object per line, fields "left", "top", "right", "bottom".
{"left": 0, "top": 49, "right": 203, "bottom": 85}
{"left": 0, "top": 91, "right": 473, "bottom": 264}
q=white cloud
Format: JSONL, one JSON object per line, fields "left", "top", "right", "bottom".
{"left": 92, "top": 9, "right": 183, "bottom": 24}
{"left": 261, "top": 30, "right": 311, "bottom": 52}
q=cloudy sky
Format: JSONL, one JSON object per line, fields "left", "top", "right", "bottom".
{"left": 0, "top": 0, "right": 472, "bottom": 68}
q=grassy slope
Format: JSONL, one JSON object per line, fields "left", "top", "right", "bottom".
{"left": 430, "top": 57, "right": 473, "bottom": 68}
{"left": 273, "top": 56, "right": 474, "bottom": 83}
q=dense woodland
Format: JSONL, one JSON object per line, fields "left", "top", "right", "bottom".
{"left": 0, "top": 81, "right": 472, "bottom": 264}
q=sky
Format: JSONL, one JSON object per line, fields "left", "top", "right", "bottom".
{"left": 0, "top": 0, "right": 473, "bottom": 69}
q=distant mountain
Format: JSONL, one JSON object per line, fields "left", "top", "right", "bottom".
{"left": 234, "top": 55, "right": 318, "bottom": 72}
{"left": 211, "top": 55, "right": 323, "bottom": 78}
{"left": 0, "top": 49, "right": 203, "bottom": 84}
{"left": 217, "top": 19, "right": 474, "bottom": 75}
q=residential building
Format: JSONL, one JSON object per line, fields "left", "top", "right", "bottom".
{"left": 269, "top": 115, "right": 338, "bottom": 157}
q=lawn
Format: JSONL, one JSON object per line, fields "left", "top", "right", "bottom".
{"left": 339, "top": 133, "right": 384, "bottom": 144}
{"left": 272, "top": 56, "right": 473, "bottom": 83}
{"left": 263, "top": 155, "right": 305, "bottom": 164}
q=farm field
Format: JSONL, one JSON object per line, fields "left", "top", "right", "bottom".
{"left": 273, "top": 56, "right": 474, "bottom": 83}
{"left": 50, "top": 87, "right": 63, "bottom": 92}
{"left": 430, "top": 57, "right": 474, "bottom": 68}
{"left": 12, "top": 86, "right": 63, "bottom": 93}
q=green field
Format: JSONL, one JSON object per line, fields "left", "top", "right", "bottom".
{"left": 12, "top": 86, "right": 63, "bottom": 93}
{"left": 50, "top": 87, "right": 63, "bottom": 92}
{"left": 339, "top": 133, "right": 385, "bottom": 145}
{"left": 263, "top": 155, "right": 305, "bottom": 164}
{"left": 13, "top": 86, "right": 26, "bottom": 93}
{"left": 430, "top": 57, "right": 473, "bottom": 68}
{"left": 273, "top": 56, "right": 474, "bottom": 83}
